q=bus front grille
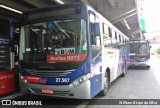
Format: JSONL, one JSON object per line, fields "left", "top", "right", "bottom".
{"left": 25, "top": 69, "right": 75, "bottom": 77}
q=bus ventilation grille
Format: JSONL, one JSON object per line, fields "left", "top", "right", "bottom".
{"left": 25, "top": 69, "right": 75, "bottom": 77}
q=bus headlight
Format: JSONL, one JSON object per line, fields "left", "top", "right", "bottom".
{"left": 24, "top": 79, "right": 28, "bottom": 83}
{"left": 71, "top": 73, "right": 90, "bottom": 87}
{"left": 20, "top": 76, "right": 24, "bottom": 80}
{"left": 140, "top": 58, "right": 146, "bottom": 62}
{"left": 20, "top": 75, "right": 28, "bottom": 83}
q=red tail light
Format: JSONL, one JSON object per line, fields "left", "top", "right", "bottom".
{"left": 130, "top": 60, "right": 135, "bottom": 62}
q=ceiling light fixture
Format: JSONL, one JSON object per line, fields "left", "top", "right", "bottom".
{"left": 0, "top": 5, "right": 22, "bottom": 14}
{"left": 133, "top": 30, "right": 140, "bottom": 34}
{"left": 122, "top": 19, "right": 130, "bottom": 30}
{"left": 54, "top": 0, "right": 64, "bottom": 4}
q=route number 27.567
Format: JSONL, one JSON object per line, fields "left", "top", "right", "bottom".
{"left": 56, "top": 78, "right": 70, "bottom": 83}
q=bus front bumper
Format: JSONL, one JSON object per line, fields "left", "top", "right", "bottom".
{"left": 130, "top": 60, "right": 150, "bottom": 67}
{"left": 19, "top": 74, "right": 91, "bottom": 99}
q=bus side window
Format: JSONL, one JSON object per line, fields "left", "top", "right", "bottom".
{"left": 116, "top": 33, "right": 119, "bottom": 42}
{"left": 111, "top": 30, "right": 117, "bottom": 48}
{"left": 119, "top": 35, "right": 121, "bottom": 42}
{"left": 102, "top": 23, "right": 111, "bottom": 47}
{"left": 94, "top": 23, "right": 101, "bottom": 46}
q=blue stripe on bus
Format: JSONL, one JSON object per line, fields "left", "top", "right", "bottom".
{"left": 90, "top": 52, "right": 102, "bottom": 98}
{"left": 90, "top": 74, "right": 102, "bottom": 98}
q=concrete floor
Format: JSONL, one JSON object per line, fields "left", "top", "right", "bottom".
{"left": 86, "top": 55, "right": 160, "bottom": 108}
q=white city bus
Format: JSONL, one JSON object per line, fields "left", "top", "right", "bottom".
{"left": 19, "top": 2, "right": 129, "bottom": 99}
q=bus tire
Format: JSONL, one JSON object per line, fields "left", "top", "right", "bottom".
{"left": 121, "top": 63, "right": 126, "bottom": 77}
{"left": 146, "top": 66, "right": 150, "bottom": 69}
{"left": 99, "top": 71, "right": 109, "bottom": 96}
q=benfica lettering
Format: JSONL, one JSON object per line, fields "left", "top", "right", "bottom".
{"left": 50, "top": 55, "right": 80, "bottom": 61}
{"left": 47, "top": 54, "right": 87, "bottom": 63}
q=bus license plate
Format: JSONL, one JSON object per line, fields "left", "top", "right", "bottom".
{"left": 41, "top": 88, "right": 54, "bottom": 94}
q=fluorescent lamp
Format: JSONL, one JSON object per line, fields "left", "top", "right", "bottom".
{"left": 54, "top": 0, "right": 64, "bottom": 4}
{"left": 123, "top": 19, "right": 130, "bottom": 30}
{"left": 0, "top": 5, "right": 22, "bottom": 14}
{"left": 133, "top": 30, "right": 140, "bottom": 34}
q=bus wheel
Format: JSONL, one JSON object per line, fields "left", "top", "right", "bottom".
{"left": 146, "top": 66, "right": 150, "bottom": 69}
{"left": 99, "top": 72, "right": 109, "bottom": 96}
{"left": 121, "top": 63, "right": 126, "bottom": 77}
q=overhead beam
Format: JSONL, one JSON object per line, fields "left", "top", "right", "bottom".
{"left": 22, "top": 0, "right": 51, "bottom": 8}
{"left": 0, "top": 20, "right": 10, "bottom": 30}
{"left": 107, "top": 0, "right": 115, "bottom": 8}
{"left": 0, "top": 14, "right": 13, "bottom": 21}
{"left": 79, "top": 0, "right": 96, "bottom": 9}
{"left": 132, "top": 30, "right": 140, "bottom": 35}
{"left": 0, "top": 20, "right": 9, "bottom": 24}
{"left": 111, "top": 9, "right": 137, "bottom": 24}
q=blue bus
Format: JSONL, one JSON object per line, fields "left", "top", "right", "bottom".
{"left": 128, "top": 39, "right": 150, "bottom": 68}
{"left": 19, "top": 2, "right": 129, "bottom": 99}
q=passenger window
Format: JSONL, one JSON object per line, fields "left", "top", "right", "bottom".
{"left": 103, "top": 25, "right": 111, "bottom": 47}
{"left": 108, "top": 27, "right": 112, "bottom": 37}
{"left": 119, "top": 35, "right": 121, "bottom": 42}
{"left": 117, "top": 33, "right": 120, "bottom": 42}
{"left": 112, "top": 30, "right": 117, "bottom": 48}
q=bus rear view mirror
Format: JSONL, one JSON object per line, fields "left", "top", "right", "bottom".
{"left": 150, "top": 45, "right": 152, "bottom": 49}
{"left": 91, "top": 23, "right": 100, "bottom": 36}
{"left": 94, "top": 23, "right": 100, "bottom": 36}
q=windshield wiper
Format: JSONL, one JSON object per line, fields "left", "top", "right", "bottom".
{"left": 54, "top": 22, "right": 70, "bottom": 38}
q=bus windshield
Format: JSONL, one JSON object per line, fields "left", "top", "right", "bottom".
{"left": 20, "top": 19, "right": 87, "bottom": 63}
{"left": 129, "top": 43, "right": 150, "bottom": 56}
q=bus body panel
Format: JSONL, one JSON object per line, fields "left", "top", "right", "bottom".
{"left": 102, "top": 48, "right": 122, "bottom": 82}
{"left": 90, "top": 74, "right": 102, "bottom": 98}
{"left": 90, "top": 52, "right": 102, "bottom": 98}
{"left": 0, "top": 69, "right": 15, "bottom": 94}
{"left": 0, "top": 34, "right": 15, "bottom": 95}
{"left": 125, "top": 49, "right": 130, "bottom": 69}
